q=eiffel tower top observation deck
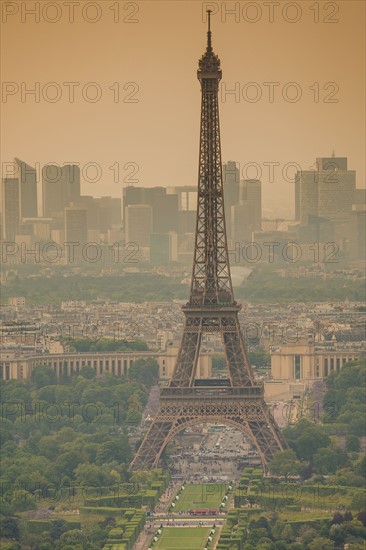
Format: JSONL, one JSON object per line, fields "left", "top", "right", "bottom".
{"left": 197, "top": 10, "right": 222, "bottom": 79}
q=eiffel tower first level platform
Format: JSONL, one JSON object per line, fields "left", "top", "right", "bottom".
{"left": 130, "top": 384, "right": 286, "bottom": 471}
{"left": 130, "top": 11, "right": 287, "bottom": 472}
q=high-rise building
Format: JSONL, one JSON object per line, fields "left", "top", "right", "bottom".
{"left": 1, "top": 178, "right": 20, "bottom": 240}
{"left": 43, "top": 164, "right": 80, "bottom": 218}
{"left": 167, "top": 186, "right": 197, "bottom": 211}
{"left": 144, "top": 187, "right": 179, "bottom": 233}
{"left": 125, "top": 204, "right": 153, "bottom": 247}
{"left": 349, "top": 206, "right": 366, "bottom": 260}
{"left": 223, "top": 161, "right": 240, "bottom": 240}
{"left": 231, "top": 203, "right": 257, "bottom": 243}
{"left": 14, "top": 158, "right": 38, "bottom": 218}
{"left": 231, "top": 179, "right": 262, "bottom": 243}
{"left": 354, "top": 188, "right": 366, "bottom": 206}
{"left": 122, "top": 186, "right": 144, "bottom": 220}
{"left": 295, "top": 171, "right": 317, "bottom": 223}
{"left": 64, "top": 207, "right": 88, "bottom": 257}
{"left": 177, "top": 210, "right": 196, "bottom": 235}
{"left": 123, "top": 186, "right": 178, "bottom": 234}
{"left": 150, "top": 232, "right": 178, "bottom": 263}
{"left": 167, "top": 186, "right": 197, "bottom": 236}
{"left": 239, "top": 178, "right": 262, "bottom": 229}
{"left": 295, "top": 156, "right": 356, "bottom": 224}
{"left": 97, "top": 197, "right": 121, "bottom": 232}
{"left": 298, "top": 215, "right": 334, "bottom": 243}
{"left": 75, "top": 196, "right": 100, "bottom": 231}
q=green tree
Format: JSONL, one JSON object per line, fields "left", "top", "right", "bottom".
{"left": 313, "top": 447, "right": 348, "bottom": 474}
{"left": 11, "top": 490, "right": 37, "bottom": 512}
{"left": 346, "top": 435, "right": 361, "bottom": 452}
{"left": 74, "top": 463, "right": 114, "bottom": 487}
{"left": 0, "top": 516, "right": 20, "bottom": 540}
{"left": 352, "top": 492, "right": 366, "bottom": 510}
{"left": 79, "top": 366, "right": 95, "bottom": 379}
{"left": 55, "top": 450, "right": 84, "bottom": 478}
{"left": 308, "top": 536, "right": 334, "bottom": 549}
{"left": 31, "top": 364, "right": 57, "bottom": 388}
{"left": 269, "top": 449, "right": 306, "bottom": 477}
{"left": 50, "top": 519, "right": 69, "bottom": 541}
{"left": 245, "top": 528, "right": 269, "bottom": 546}
{"left": 281, "top": 523, "right": 294, "bottom": 541}
{"left": 329, "top": 524, "right": 345, "bottom": 546}
{"left": 356, "top": 455, "right": 366, "bottom": 477}
{"left": 128, "top": 358, "right": 159, "bottom": 389}
{"left": 56, "top": 529, "right": 92, "bottom": 549}
{"left": 96, "top": 437, "right": 131, "bottom": 465}
{"left": 298, "top": 525, "right": 317, "bottom": 544}
{"left": 284, "top": 420, "right": 330, "bottom": 462}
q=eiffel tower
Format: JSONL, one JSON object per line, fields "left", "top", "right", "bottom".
{"left": 130, "top": 11, "right": 287, "bottom": 472}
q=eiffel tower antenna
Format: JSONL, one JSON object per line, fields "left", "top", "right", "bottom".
{"left": 207, "top": 9, "right": 212, "bottom": 50}
{"left": 130, "top": 13, "right": 287, "bottom": 472}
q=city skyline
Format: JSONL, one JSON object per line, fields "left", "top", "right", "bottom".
{"left": 2, "top": 1, "right": 365, "bottom": 219}
{"left": 0, "top": 6, "right": 365, "bottom": 548}
{"left": 1, "top": 152, "right": 363, "bottom": 221}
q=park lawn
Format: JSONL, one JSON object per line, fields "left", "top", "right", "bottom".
{"left": 153, "top": 527, "right": 211, "bottom": 549}
{"left": 173, "top": 483, "right": 227, "bottom": 512}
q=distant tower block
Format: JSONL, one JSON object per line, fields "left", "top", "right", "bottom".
{"left": 130, "top": 11, "right": 287, "bottom": 472}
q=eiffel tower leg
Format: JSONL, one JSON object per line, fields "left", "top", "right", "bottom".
{"left": 245, "top": 414, "right": 287, "bottom": 469}
{"left": 221, "top": 316, "right": 255, "bottom": 387}
{"left": 232, "top": 401, "right": 287, "bottom": 470}
{"left": 129, "top": 417, "right": 174, "bottom": 471}
{"left": 130, "top": 405, "right": 192, "bottom": 471}
{"left": 170, "top": 318, "right": 203, "bottom": 387}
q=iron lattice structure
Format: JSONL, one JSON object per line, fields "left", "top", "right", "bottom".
{"left": 130, "top": 12, "right": 287, "bottom": 472}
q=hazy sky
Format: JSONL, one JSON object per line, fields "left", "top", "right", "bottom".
{"left": 2, "top": 0, "right": 365, "bottom": 218}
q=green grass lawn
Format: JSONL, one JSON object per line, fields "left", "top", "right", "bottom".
{"left": 153, "top": 527, "right": 211, "bottom": 549}
{"left": 172, "top": 483, "right": 227, "bottom": 512}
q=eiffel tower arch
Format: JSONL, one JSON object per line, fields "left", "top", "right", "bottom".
{"left": 130, "top": 11, "right": 287, "bottom": 472}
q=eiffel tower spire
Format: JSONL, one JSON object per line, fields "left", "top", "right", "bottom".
{"left": 207, "top": 8, "right": 212, "bottom": 50}
{"left": 130, "top": 13, "right": 287, "bottom": 472}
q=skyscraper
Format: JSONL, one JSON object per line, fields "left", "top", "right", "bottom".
{"left": 64, "top": 207, "right": 88, "bottom": 262}
{"left": 240, "top": 178, "right": 262, "bottom": 229}
{"left": 144, "top": 187, "right": 178, "bottom": 233}
{"left": 1, "top": 178, "right": 20, "bottom": 240}
{"left": 231, "top": 203, "right": 257, "bottom": 243}
{"left": 123, "top": 186, "right": 178, "bottom": 234}
{"left": 43, "top": 164, "right": 80, "bottom": 218}
{"left": 74, "top": 195, "right": 100, "bottom": 231}
{"left": 295, "top": 156, "right": 356, "bottom": 224}
{"left": 150, "top": 232, "right": 178, "bottom": 263}
{"left": 349, "top": 206, "right": 366, "bottom": 260}
{"left": 14, "top": 158, "right": 38, "bottom": 218}
{"left": 231, "top": 179, "right": 262, "bottom": 243}
{"left": 97, "top": 197, "right": 121, "bottom": 232}
{"left": 125, "top": 204, "right": 153, "bottom": 247}
{"left": 223, "top": 161, "right": 240, "bottom": 240}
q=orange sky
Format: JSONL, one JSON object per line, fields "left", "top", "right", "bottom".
{"left": 1, "top": 0, "right": 365, "bottom": 218}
